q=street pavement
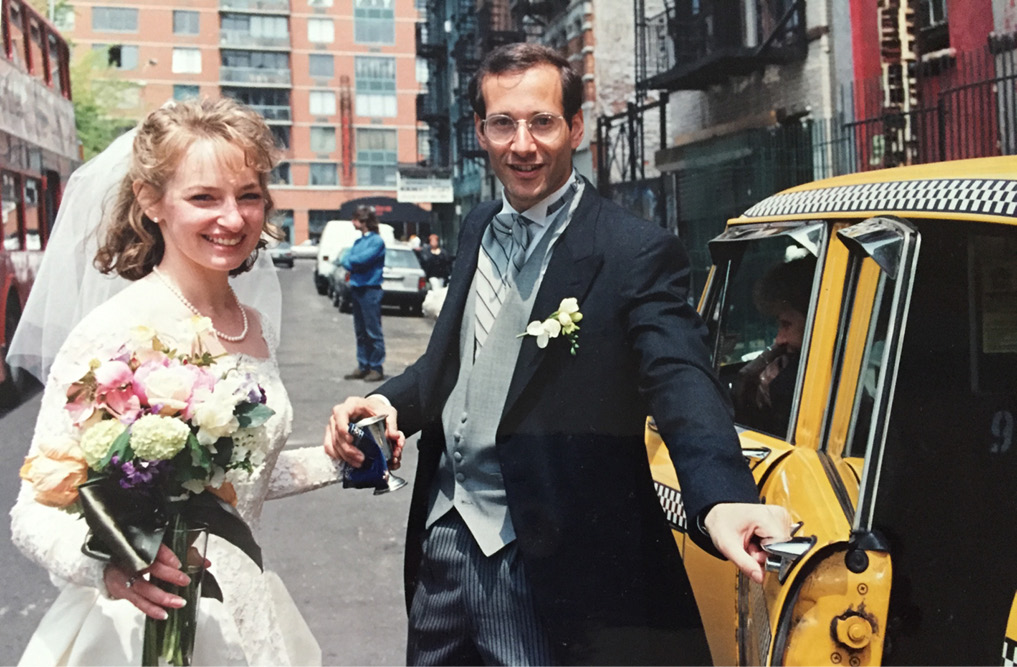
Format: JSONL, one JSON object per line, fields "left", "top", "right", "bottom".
{"left": 0, "top": 261, "right": 434, "bottom": 665}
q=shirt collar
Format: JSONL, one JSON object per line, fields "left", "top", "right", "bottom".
{"left": 498, "top": 169, "right": 578, "bottom": 228}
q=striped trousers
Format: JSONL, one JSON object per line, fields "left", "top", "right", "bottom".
{"left": 406, "top": 512, "right": 555, "bottom": 666}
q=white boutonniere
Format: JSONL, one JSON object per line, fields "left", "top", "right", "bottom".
{"left": 519, "top": 297, "right": 583, "bottom": 356}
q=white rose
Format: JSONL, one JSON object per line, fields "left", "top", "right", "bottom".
{"left": 191, "top": 385, "right": 240, "bottom": 446}
{"left": 141, "top": 365, "right": 196, "bottom": 416}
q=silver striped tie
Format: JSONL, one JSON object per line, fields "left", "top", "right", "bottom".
{"left": 474, "top": 212, "right": 534, "bottom": 354}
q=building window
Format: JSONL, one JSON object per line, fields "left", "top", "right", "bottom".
{"left": 92, "top": 7, "right": 138, "bottom": 32}
{"left": 173, "top": 84, "right": 200, "bottom": 101}
{"left": 307, "top": 18, "right": 335, "bottom": 43}
{"left": 271, "top": 125, "right": 291, "bottom": 150}
{"left": 355, "top": 56, "right": 397, "bottom": 118}
{"left": 173, "top": 10, "right": 199, "bottom": 35}
{"left": 172, "top": 48, "right": 202, "bottom": 74}
{"left": 309, "top": 163, "right": 338, "bottom": 186}
{"left": 308, "top": 0, "right": 333, "bottom": 6}
{"left": 354, "top": 0, "right": 394, "bottom": 45}
{"left": 309, "top": 90, "right": 337, "bottom": 116}
{"left": 416, "top": 57, "right": 429, "bottom": 84}
{"left": 417, "top": 127, "right": 431, "bottom": 163}
{"left": 93, "top": 43, "right": 139, "bottom": 70}
{"left": 309, "top": 53, "right": 334, "bottom": 78}
{"left": 271, "top": 163, "right": 292, "bottom": 185}
{"left": 221, "top": 49, "right": 289, "bottom": 73}
{"left": 224, "top": 87, "right": 291, "bottom": 120}
{"left": 310, "top": 126, "right": 337, "bottom": 153}
{"left": 356, "top": 128, "right": 397, "bottom": 187}
{"left": 917, "top": 0, "right": 949, "bottom": 52}
{"left": 308, "top": 210, "right": 333, "bottom": 238}
{"left": 221, "top": 14, "right": 289, "bottom": 41}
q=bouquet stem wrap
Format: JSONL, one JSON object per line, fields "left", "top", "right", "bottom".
{"left": 78, "top": 480, "right": 263, "bottom": 665}
{"left": 141, "top": 514, "right": 205, "bottom": 667}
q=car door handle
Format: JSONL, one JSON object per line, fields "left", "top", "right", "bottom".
{"left": 763, "top": 534, "right": 814, "bottom": 583}
{"left": 743, "top": 447, "right": 771, "bottom": 464}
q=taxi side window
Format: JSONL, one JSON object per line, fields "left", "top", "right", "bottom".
{"left": 705, "top": 236, "right": 820, "bottom": 439}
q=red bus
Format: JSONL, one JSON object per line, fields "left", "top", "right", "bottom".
{"left": 0, "top": 0, "right": 78, "bottom": 390}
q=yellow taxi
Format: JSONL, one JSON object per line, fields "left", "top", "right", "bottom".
{"left": 647, "top": 157, "right": 1017, "bottom": 665}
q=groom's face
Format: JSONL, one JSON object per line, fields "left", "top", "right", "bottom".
{"left": 475, "top": 64, "right": 584, "bottom": 213}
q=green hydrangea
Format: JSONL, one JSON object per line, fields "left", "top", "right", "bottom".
{"left": 80, "top": 419, "right": 127, "bottom": 470}
{"left": 130, "top": 414, "right": 190, "bottom": 461}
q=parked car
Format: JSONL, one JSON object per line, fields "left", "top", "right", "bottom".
{"left": 646, "top": 156, "right": 1017, "bottom": 665}
{"left": 267, "top": 240, "right": 294, "bottom": 268}
{"left": 330, "top": 243, "right": 427, "bottom": 316}
{"left": 291, "top": 239, "right": 319, "bottom": 260}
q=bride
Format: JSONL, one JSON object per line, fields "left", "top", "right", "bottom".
{"left": 9, "top": 97, "right": 354, "bottom": 665}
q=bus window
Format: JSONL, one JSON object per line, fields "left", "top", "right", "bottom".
{"left": 47, "top": 31, "right": 63, "bottom": 94}
{"left": 24, "top": 177, "right": 42, "bottom": 250}
{"left": 7, "top": 1, "right": 26, "bottom": 67}
{"left": 2, "top": 172, "right": 23, "bottom": 251}
{"left": 28, "top": 16, "right": 44, "bottom": 79}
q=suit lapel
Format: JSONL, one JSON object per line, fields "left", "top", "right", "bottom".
{"left": 431, "top": 200, "right": 498, "bottom": 395}
{"left": 502, "top": 181, "right": 605, "bottom": 421}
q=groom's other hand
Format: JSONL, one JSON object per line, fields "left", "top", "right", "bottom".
{"left": 325, "top": 396, "right": 406, "bottom": 469}
{"left": 703, "top": 503, "right": 792, "bottom": 584}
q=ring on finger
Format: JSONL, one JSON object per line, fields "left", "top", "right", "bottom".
{"left": 125, "top": 573, "right": 142, "bottom": 589}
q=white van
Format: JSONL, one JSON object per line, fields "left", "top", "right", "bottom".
{"left": 313, "top": 219, "right": 395, "bottom": 294}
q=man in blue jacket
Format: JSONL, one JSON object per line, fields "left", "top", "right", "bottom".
{"left": 343, "top": 205, "right": 387, "bottom": 382}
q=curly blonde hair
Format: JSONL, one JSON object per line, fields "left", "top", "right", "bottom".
{"left": 95, "top": 97, "right": 282, "bottom": 280}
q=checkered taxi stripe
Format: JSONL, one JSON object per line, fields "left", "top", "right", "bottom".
{"left": 654, "top": 482, "right": 687, "bottom": 533}
{"left": 1003, "top": 636, "right": 1017, "bottom": 667}
{"left": 743, "top": 178, "right": 1017, "bottom": 219}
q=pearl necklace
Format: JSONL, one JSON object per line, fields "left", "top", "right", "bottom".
{"left": 151, "top": 267, "right": 249, "bottom": 342}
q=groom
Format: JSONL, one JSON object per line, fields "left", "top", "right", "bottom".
{"left": 326, "top": 42, "right": 790, "bottom": 665}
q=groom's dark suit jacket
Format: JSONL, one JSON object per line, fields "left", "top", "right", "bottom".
{"left": 377, "top": 178, "right": 759, "bottom": 665}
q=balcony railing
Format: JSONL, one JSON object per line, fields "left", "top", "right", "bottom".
{"left": 220, "top": 66, "right": 292, "bottom": 85}
{"left": 248, "top": 104, "right": 291, "bottom": 121}
{"left": 416, "top": 22, "right": 446, "bottom": 59}
{"left": 220, "top": 30, "right": 290, "bottom": 49}
{"left": 219, "top": 0, "right": 290, "bottom": 12}
{"left": 456, "top": 113, "right": 483, "bottom": 158}
{"left": 478, "top": 3, "right": 525, "bottom": 51}
{"left": 417, "top": 92, "right": 447, "bottom": 122}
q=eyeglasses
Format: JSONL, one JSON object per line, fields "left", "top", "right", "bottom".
{"left": 481, "top": 113, "right": 566, "bottom": 144}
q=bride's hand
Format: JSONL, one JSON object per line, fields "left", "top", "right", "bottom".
{"left": 103, "top": 544, "right": 202, "bottom": 619}
{"left": 325, "top": 395, "right": 405, "bottom": 469}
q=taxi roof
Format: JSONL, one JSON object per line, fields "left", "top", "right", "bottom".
{"left": 731, "top": 155, "right": 1017, "bottom": 226}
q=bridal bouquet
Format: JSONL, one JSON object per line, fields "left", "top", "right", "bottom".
{"left": 19, "top": 317, "right": 271, "bottom": 666}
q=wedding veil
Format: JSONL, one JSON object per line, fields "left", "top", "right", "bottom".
{"left": 7, "top": 128, "right": 283, "bottom": 383}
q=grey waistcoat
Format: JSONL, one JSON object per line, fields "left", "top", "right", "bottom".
{"left": 424, "top": 218, "right": 558, "bottom": 556}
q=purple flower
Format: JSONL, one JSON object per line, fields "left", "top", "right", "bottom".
{"left": 111, "top": 456, "right": 169, "bottom": 490}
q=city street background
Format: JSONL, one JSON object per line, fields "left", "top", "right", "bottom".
{"left": 0, "top": 261, "right": 433, "bottom": 666}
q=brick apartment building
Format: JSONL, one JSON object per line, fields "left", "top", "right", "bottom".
{"left": 60, "top": 0, "right": 428, "bottom": 243}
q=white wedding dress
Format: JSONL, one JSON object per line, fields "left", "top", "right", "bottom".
{"left": 11, "top": 277, "right": 343, "bottom": 666}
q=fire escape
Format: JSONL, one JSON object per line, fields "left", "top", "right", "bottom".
{"left": 637, "top": 0, "right": 807, "bottom": 93}
{"left": 416, "top": 1, "right": 450, "bottom": 169}
{"left": 452, "top": 1, "right": 483, "bottom": 161}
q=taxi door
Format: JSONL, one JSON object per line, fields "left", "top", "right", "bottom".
{"left": 648, "top": 217, "right": 920, "bottom": 665}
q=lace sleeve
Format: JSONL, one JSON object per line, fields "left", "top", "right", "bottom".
{"left": 265, "top": 447, "right": 344, "bottom": 500}
{"left": 9, "top": 322, "right": 114, "bottom": 595}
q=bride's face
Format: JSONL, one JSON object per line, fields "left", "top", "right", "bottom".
{"left": 144, "top": 139, "right": 265, "bottom": 276}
